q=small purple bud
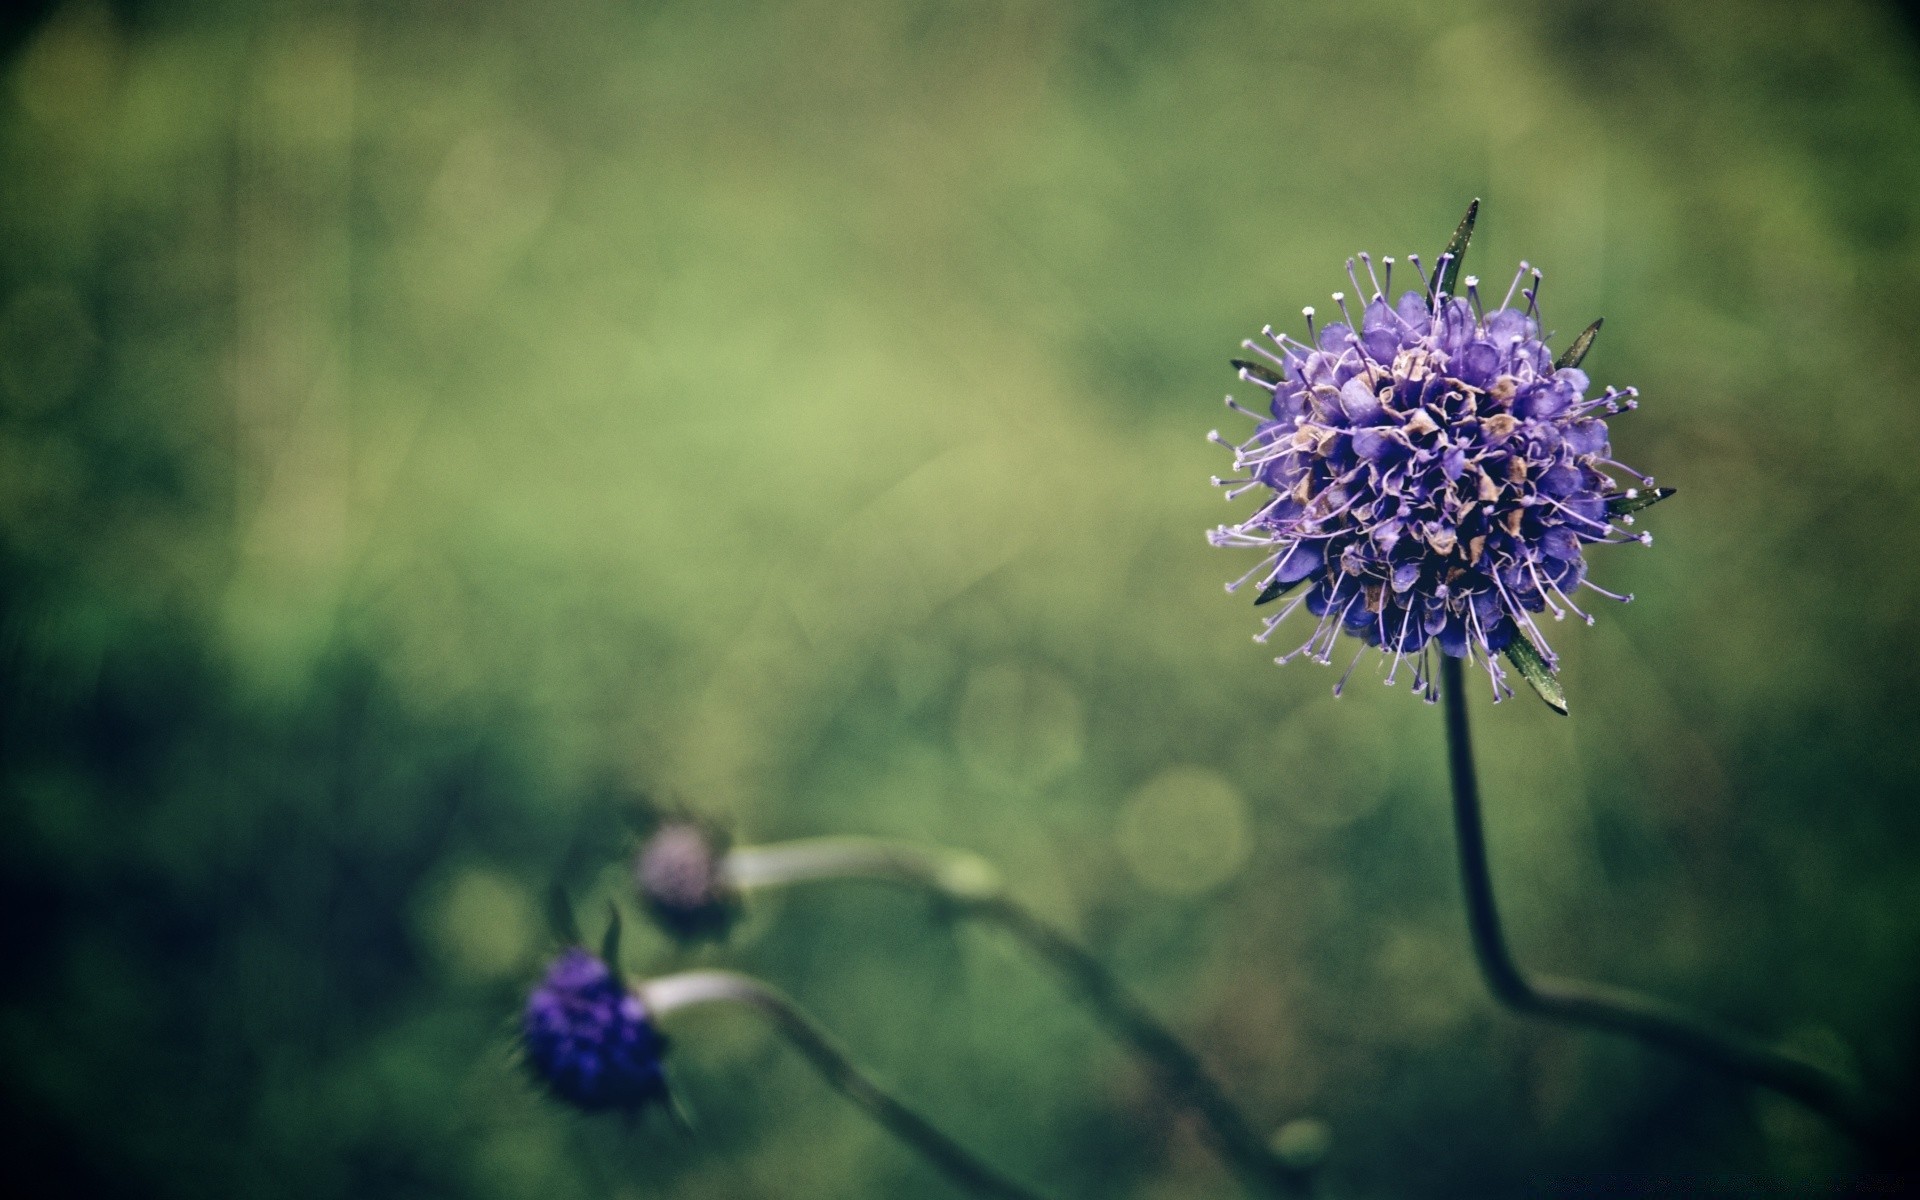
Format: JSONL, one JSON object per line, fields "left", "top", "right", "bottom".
{"left": 637, "top": 821, "right": 740, "bottom": 943}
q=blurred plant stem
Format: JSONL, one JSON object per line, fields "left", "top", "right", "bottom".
{"left": 641, "top": 970, "right": 1046, "bottom": 1200}
{"left": 1439, "top": 655, "right": 1890, "bottom": 1152}
{"left": 723, "top": 839, "right": 1315, "bottom": 1198}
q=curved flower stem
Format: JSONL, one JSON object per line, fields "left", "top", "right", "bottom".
{"left": 641, "top": 970, "right": 1046, "bottom": 1200}
{"left": 1438, "top": 655, "right": 1887, "bottom": 1149}
{"left": 723, "top": 839, "right": 1311, "bottom": 1198}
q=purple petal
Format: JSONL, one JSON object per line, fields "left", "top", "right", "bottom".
{"left": 1538, "top": 463, "right": 1582, "bottom": 497}
{"left": 1269, "top": 382, "right": 1309, "bottom": 424}
{"left": 1541, "top": 527, "right": 1581, "bottom": 561}
{"left": 1563, "top": 495, "right": 1606, "bottom": 526}
{"left": 1516, "top": 382, "right": 1571, "bottom": 420}
{"left": 1565, "top": 418, "right": 1608, "bottom": 456}
{"left": 1395, "top": 289, "right": 1432, "bottom": 336}
{"left": 1274, "top": 539, "right": 1325, "bottom": 584}
{"left": 1436, "top": 299, "right": 1475, "bottom": 354}
{"left": 1352, "top": 427, "right": 1400, "bottom": 461}
{"left": 1457, "top": 340, "right": 1499, "bottom": 388}
{"left": 1338, "top": 376, "right": 1384, "bottom": 424}
{"left": 1482, "top": 308, "right": 1537, "bottom": 351}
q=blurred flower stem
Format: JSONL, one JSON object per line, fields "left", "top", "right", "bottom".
{"left": 723, "top": 839, "right": 1314, "bottom": 1198}
{"left": 641, "top": 970, "right": 1046, "bottom": 1200}
{"left": 1438, "top": 655, "right": 1888, "bottom": 1150}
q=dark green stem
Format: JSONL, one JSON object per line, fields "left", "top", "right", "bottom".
{"left": 644, "top": 970, "right": 1046, "bottom": 1200}
{"left": 722, "top": 840, "right": 1311, "bottom": 1197}
{"left": 1439, "top": 655, "right": 1886, "bottom": 1149}
{"left": 970, "top": 894, "right": 1307, "bottom": 1198}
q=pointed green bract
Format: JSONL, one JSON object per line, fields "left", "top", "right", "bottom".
{"left": 601, "top": 903, "right": 624, "bottom": 969}
{"left": 1555, "top": 318, "right": 1603, "bottom": 370}
{"left": 546, "top": 884, "right": 582, "bottom": 945}
{"left": 1504, "top": 635, "right": 1568, "bottom": 715}
{"left": 663, "top": 1081, "right": 699, "bottom": 1135}
{"left": 1605, "top": 487, "right": 1675, "bottom": 516}
{"left": 1431, "top": 198, "right": 1479, "bottom": 301}
{"left": 1254, "top": 576, "right": 1302, "bottom": 606}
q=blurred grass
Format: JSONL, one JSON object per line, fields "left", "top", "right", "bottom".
{"left": 5, "top": 0, "right": 1920, "bottom": 1196}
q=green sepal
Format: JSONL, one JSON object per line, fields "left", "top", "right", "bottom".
{"left": 1504, "top": 634, "right": 1568, "bottom": 715}
{"left": 600, "top": 903, "right": 623, "bottom": 969}
{"left": 546, "top": 884, "right": 582, "bottom": 946}
{"left": 1232, "top": 358, "right": 1284, "bottom": 387}
{"left": 1605, "top": 487, "right": 1675, "bottom": 516}
{"left": 1254, "top": 576, "right": 1302, "bottom": 606}
{"left": 1431, "top": 198, "right": 1479, "bottom": 301}
{"left": 662, "top": 1076, "right": 698, "bottom": 1137}
{"left": 1555, "top": 318, "right": 1603, "bottom": 370}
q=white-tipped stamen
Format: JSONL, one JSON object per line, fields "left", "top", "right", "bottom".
{"left": 1254, "top": 594, "right": 1308, "bottom": 643}
{"left": 1332, "top": 291, "right": 1353, "bottom": 329}
{"left": 1332, "top": 642, "right": 1368, "bottom": 697}
{"left": 1500, "top": 262, "right": 1530, "bottom": 310}
{"left": 1240, "top": 338, "right": 1289, "bottom": 370}
{"left": 1225, "top": 395, "right": 1265, "bottom": 421}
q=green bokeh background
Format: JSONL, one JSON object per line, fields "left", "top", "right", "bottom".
{"left": 5, "top": 0, "right": 1920, "bottom": 1196}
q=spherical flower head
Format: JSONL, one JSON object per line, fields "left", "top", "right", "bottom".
{"left": 521, "top": 947, "right": 668, "bottom": 1112}
{"left": 636, "top": 820, "right": 740, "bottom": 943}
{"left": 1209, "top": 249, "right": 1657, "bottom": 703}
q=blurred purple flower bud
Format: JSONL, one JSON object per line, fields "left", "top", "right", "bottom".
{"left": 522, "top": 948, "right": 668, "bottom": 1112}
{"left": 636, "top": 820, "right": 739, "bottom": 943}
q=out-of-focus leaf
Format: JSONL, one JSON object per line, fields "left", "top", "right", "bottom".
{"left": 601, "top": 903, "right": 623, "bottom": 968}
{"left": 1505, "top": 634, "right": 1568, "bottom": 715}
{"left": 1555, "top": 318, "right": 1603, "bottom": 369}
{"left": 546, "top": 884, "right": 582, "bottom": 946}
{"left": 1431, "top": 198, "right": 1479, "bottom": 301}
{"left": 1606, "top": 487, "right": 1675, "bottom": 516}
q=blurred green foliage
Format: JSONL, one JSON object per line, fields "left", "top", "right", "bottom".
{"left": 4, "top": 0, "right": 1920, "bottom": 1196}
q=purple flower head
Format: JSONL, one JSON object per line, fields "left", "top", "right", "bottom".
{"left": 521, "top": 947, "right": 668, "bottom": 1111}
{"left": 1209, "top": 209, "right": 1662, "bottom": 705}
